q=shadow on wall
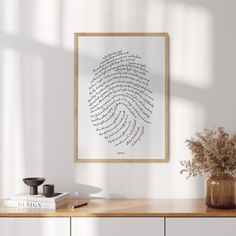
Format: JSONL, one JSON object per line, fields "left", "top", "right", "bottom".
{"left": 90, "top": 0, "right": 236, "bottom": 199}
{"left": 0, "top": 0, "right": 76, "bottom": 197}
{"left": 72, "top": 184, "right": 102, "bottom": 199}
{"left": 0, "top": 0, "right": 236, "bottom": 199}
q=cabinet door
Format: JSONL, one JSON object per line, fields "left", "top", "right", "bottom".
{"left": 167, "top": 217, "right": 236, "bottom": 236}
{"left": 0, "top": 217, "right": 70, "bottom": 236}
{"left": 72, "top": 217, "right": 164, "bottom": 236}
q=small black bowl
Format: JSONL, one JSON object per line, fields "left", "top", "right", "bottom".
{"left": 23, "top": 177, "right": 45, "bottom": 195}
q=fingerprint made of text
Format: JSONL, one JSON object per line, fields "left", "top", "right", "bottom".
{"left": 88, "top": 50, "right": 154, "bottom": 147}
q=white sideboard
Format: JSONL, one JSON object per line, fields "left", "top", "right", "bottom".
{"left": 166, "top": 217, "right": 236, "bottom": 236}
{"left": 0, "top": 217, "right": 70, "bottom": 236}
{"left": 72, "top": 217, "right": 164, "bottom": 236}
{"left": 1, "top": 216, "right": 236, "bottom": 236}
{"left": 0, "top": 199, "right": 236, "bottom": 236}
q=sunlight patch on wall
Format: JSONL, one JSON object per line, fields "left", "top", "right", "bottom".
{"left": 145, "top": 97, "right": 206, "bottom": 198}
{"left": 171, "top": 97, "right": 205, "bottom": 154}
{"left": 0, "top": 49, "right": 45, "bottom": 197}
{"left": 146, "top": 0, "right": 166, "bottom": 30}
{"left": 31, "top": 0, "right": 60, "bottom": 46}
{"left": 0, "top": 48, "right": 24, "bottom": 197}
{"left": 20, "top": 53, "right": 44, "bottom": 177}
{"left": 168, "top": 2, "right": 213, "bottom": 88}
{"left": 1, "top": 0, "right": 20, "bottom": 34}
{"left": 62, "top": 0, "right": 103, "bottom": 50}
{"left": 170, "top": 97, "right": 206, "bottom": 198}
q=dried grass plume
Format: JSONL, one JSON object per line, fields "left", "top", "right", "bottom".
{"left": 180, "top": 127, "right": 236, "bottom": 178}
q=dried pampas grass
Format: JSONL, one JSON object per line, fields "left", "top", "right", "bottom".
{"left": 180, "top": 127, "right": 236, "bottom": 178}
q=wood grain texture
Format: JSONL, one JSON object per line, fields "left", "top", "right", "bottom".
{"left": 1, "top": 199, "right": 236, "bottom": 217}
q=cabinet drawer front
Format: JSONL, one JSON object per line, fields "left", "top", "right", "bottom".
{"left": 167, "top": 217, "right": 236, "bottom": 236}
{"left": 72, "top": 217, "right": 164, "bottom": 236}
{"left": 0, "top": 217, "right": 70, "bottom": 236}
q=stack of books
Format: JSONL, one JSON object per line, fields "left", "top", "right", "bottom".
{"left": 3, "top": 192, "right": 70, "bottom": 209}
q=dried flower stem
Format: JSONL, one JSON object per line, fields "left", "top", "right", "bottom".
{"left": 180, "top": 127, "right": 236, "bottom": 178}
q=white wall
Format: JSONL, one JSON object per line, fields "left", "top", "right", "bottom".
{"left": 0, "top": 0, "right": 236, "bottom": 199}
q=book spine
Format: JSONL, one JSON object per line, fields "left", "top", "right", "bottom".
{"left": 4, "top": 200, "right": 57, "bottom": 209}
{"left": 10, "top": 195, "right": 68, "bottom": 203}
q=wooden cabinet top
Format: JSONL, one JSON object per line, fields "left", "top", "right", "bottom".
{"left": 1, "top": 199, "right": 236, "bottom": 217}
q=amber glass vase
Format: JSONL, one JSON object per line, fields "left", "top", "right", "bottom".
{"left": 205, "top": 174, "right": 235, "bottom": 209}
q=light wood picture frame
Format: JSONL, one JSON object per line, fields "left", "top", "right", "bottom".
{"left": 74, "top": 32, "right": 169, "bottom": 163}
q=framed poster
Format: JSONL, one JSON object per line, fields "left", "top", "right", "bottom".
{"left": 74, "top": 32, "right": 169, "bottom": 163}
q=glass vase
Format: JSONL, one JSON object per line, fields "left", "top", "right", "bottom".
{"left": 205, "top": 174, "right": 235, "bottom": 209}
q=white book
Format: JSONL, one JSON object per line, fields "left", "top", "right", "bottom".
{"left": 10, "top": 192, "right": 70, "bottom": 203}
{"left": 3, "top": 198, "right": 68, "bottom": 209}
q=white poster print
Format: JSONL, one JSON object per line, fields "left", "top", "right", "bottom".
{"left": 75, "top": 33, "right": 168, "bottom": 162}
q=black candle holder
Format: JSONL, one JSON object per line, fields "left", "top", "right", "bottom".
{"left": 43, "top": 184, "right": 55, "bottom": 197}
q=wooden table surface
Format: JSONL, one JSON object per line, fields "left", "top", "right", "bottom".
{"left": 1, "top": 199, "right": 236, "bottom": 217}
